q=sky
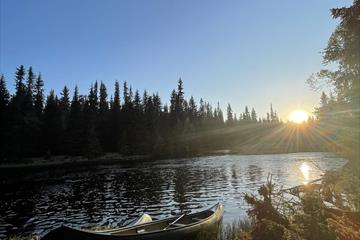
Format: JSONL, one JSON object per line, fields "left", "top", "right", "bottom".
{"left": 0, "top": 0, "right": 353, "bottom": 120}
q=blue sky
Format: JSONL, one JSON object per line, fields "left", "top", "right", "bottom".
{"left": 0, "top": 0, "right": 352, "bottom": 119}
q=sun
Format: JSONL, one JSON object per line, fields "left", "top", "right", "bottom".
{"left": 288, "top": 110, "right": 309, "bottom": 124}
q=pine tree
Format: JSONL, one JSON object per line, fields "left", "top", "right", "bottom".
{"left": 188, "top": 96, "right": 197, "bottom": 122}
{"left": 175, "top": 78, "right": 185, "bottom": 121}
{"left": 59, "top": 86, "right": 70, "bottom": 129}
{"left": 170, "top": 89, "right": 176, "bottom": 114}
{"left": 42, "top": 90, "right": 61, "bottom": 155}
{"left": 33, "top": 74, "right": 44, "bottom": 117}
{"left": 66, "top": 86, "right": 84, "bottom": 155}
{"left": 59, "top": 86, "right": 70, "bottom": 112}
{"left": 88, "top": 83, "right": 98, "bottom": 113}
{"left": 85, "top": 83, "right": 102, "bottom": 157}
{"left": 15, "top": 65, "right": 26, "bottom": 99}
{"left": 133, "top": 90, "right": 141, "bottom": 113}
{"left": 244, "top": 106, "right": 250, "bottom": 121}
{"left": 99, "top": 81, "right": 108, "bottom": 113}
{"left": 97, "top": 81, "right": 110, "bottom": 152}
{"left": 0, "top": 75, "right": 10, "bottom": 160}
{"left": 0, "top": 75, "right": 10, "bottom": 111}
{"left": 251, "top": 108, "right": 257, "bottom": 122}
{"left": 199, "top": 98, "right": 205, "bottom": 120}
{"left": 270, "top": 104, "right": 275, "bottom": 122}
{"left": 26, "top": 67, "right": 36, "bottom": 105}
{"left": 227, "top": 103, "right": 233, "bottom": 124}
{"left": 169, "top": 89, "right": 177, "bottom": 126}
{"left": 113, "top": 80, "right": 121, "bottom": 111}
{"left": 93, "top": 81, "right": 98, "bottom": 109}
{"left": 123, "top": 81, "right": 130, "bottom": 108}
{"left": 217, "top": 102, "right": 224, "bottom": 124}
{"left": 111, "top": 81, "right": 121, "bottom": 152}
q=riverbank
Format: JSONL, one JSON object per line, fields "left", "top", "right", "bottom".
{"left": 0, "top": 153, "right": 151, "bottom": 172}
{"left": 0, "top": 149, "right": 232, "bottom": 172}
{"left": 0, "top": 148, "right": 327, "bottom": 174}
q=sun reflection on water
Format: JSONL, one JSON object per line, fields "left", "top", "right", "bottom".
{"left": 300, "top": 162, "right": 311, "bottom": 184}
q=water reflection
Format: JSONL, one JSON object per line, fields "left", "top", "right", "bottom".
{"left": 300, "top": 162, "right": 311, "bottom": 184}
{"left": 0, "top": 152, "right": 346, "bottom": 238}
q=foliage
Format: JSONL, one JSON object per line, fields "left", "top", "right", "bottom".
{"left": 217, "top": 219, "right": 252, "bottom": 240}
{"left": 308, "top": 0, "right": 360, "bottom": 164}
{"left": 242, "top": 176, "right": 342, "bottom": 240}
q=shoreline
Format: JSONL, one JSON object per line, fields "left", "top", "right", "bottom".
{"left": 0, "top": 149, "right": 332, "bottom": 173}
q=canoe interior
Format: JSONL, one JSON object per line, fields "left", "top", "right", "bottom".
{"left": 112, "top": 210, "right": 214, "bottom": 236}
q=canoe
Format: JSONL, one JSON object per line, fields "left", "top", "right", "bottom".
{"left": 41, "top": 203, "right": 224, "bottom": 240}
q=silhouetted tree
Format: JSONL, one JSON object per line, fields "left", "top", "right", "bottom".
{"left": 244, "top": 106, "right": 250, "bottom": 121}
{"left": 0, "top": 75, "right": 9, "bottom": 112}
{"left": 188, "top": 96, "right": 197, "bottom": 122}
{"left": 227, "top": 103, "right": 233, "bottom": 124}
{"left": 251, "top": 108, "right": 257, "bottom": 122}
{"left": 99, "top": 81, "right": 108, "bottom": 113}
{"left": 0, "top": 75, "right": 10, "bottom": 160}
{"left": 42, "top": 90, "right": 61, "bottom": 155}
{"left": 59, "top": 86, "right": 70, "bottom": 128}
{"left": 26, "top": 67, "right": 35, "bottom": 109}
{"left": 111, "top": 80, "right": 121, "bottom": 152}
{"left": 33, "top": 74, "right": 44, "bottom": 117}
{"left": 66, "top": 86, "right": 85, "bottom": 155}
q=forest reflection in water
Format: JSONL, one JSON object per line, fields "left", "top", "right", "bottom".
{"left": 0, "top": 152, "right": 346, "bottom": 238}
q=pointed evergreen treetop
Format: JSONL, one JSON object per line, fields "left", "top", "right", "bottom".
{"left": 0, "top": 75, "right": 10, "bottom": 108}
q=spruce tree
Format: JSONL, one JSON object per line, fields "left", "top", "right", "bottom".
{"left": 270, "top": 104, "right": 275, "bottom": 122}
{"left": 33, "top": 74, "right": 44, "bottom": 117}
{"left": 66, "top": 86, "right": 84, "bottom": 155}
{"left": 42, "top": 90, "right": 61, "bottom": 155}
{"left": 97, "top": 81, "right": 110, "bottom": 151}
{"left": 0, "top": 75, "right": 10, "bottom": 111}
{"left": 227, "top": 103, "right": 233, "bottom": 124}
{"left": 59, "top": 86, "right": 70, "bottom": 129}
{"left": 113, "top": 80, "right": 121, "bottom": 111}
{"left": 251, "top": 108, "right": 257, "bottom": 122}
{"left": 0, "top": 75, "right": 10, "bottom": 160}
{"left": 133, "top": 90, "right": 141, "bottom": 113}
{"left": 15, "top": 65, "right": 26, "bottom": 99}
{"left": 26, "top": 67, "right": 35, "bottom": 108}
{"left": 112, "top": 81, "right": 121, "bottom": 152}
{"left": 123, "top": 81, "right": 130, "bottom": 108}
{"left": 175, "top": 78, "right": 185, "bottom": 120}
{"left": 244, "top": 106, "right": 250, "bottom": 121}
{"left": 188, "top": 96, "right": 197, "bottom": 122}
{"left": 99, "top": 81, "right": 108, "bottom": 113}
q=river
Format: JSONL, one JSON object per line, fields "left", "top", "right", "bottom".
{"left": 0, "top": 152, "right": 346, "bottom": 238}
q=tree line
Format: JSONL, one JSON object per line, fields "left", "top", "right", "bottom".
{"left": 0, "top": 67, "right": 281, "bottom": 161}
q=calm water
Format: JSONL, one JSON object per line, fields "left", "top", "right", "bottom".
{"left": 0, "top": 152, "right": 346, "bottom": 238}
